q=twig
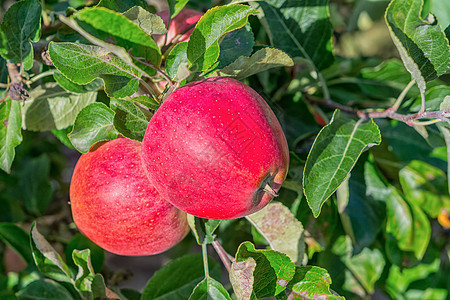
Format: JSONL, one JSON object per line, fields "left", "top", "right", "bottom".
{"left": 317, "top": 71, "right": 330, "bottom": 101}
{"left": 304, "top": 80, "right": 450, "bottom": 126}
{"left": 161, "top": 22, "right": 198, "bottom": 55}
{"left": 212, "top": 240, "right": 232, "bottom": 272}
{"left": 391, "top": 79, "right": 415, "bottom": 112}
{"left": 131, "top": 55, "right": 174, "bottom": 88}
{"left": 358, "top": 108, "right": 450, "bottom": 125}
{"left": 26, "top": 70, "right": 56, "bottom": 84}
{"left": 303, "top": 93, "right": 356, "bottom": 115}
{"left": 7, "top": 63, "right": 21, "bottom": 84}
{"left": 139, "top": 79, "right": 161, "bottom": 105}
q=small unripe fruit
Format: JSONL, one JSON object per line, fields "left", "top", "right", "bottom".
{"left": 141, "top": 77, "right": 289, "bottom": 220}
{"left": 70, "top": 138, "right": 189, "bottom": 256}
{"left": 153, "top": 8, "right": 203, "bottom": 47}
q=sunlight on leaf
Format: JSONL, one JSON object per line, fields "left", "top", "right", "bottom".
{"left": 216, "top": 47, "right": 293, "bottom": 80}
{"left": 187, "top": 4, "right": 256, "bottom": 71}
{"left": 68, "top": 103, "right": 118, "bottom": 153}
{"left": 246, "top": 202, "right": 305, "bottom": 265}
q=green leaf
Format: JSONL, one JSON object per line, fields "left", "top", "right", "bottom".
{"left": 0, "top": 223, "right": 33, "bottom": 265}
{"left": 187, "top": 4, "right": 257, "bottom": 71}
{"left": 49, "top": 42, "right": 141, "bottom": 98}
{"left": 335, "top": 154, "right": 386, "bottom": 253}
{"left": 246, "top": 202, "right": 305, "bottom": 265}
{"left": 123, "top": 6, "right": 167, "bottom": 35}
{"left": 111, "top": 98, "right": 149, "bottom": 141}
{"left": 438, "top": 117, "right": 450, "bottom": 196}
{"left": 385, "top": 0, "right": 450, "bottom": 100}
{"left": 216, "top": 47, "right": 293, "bottom": 80}
{"left": 217, "top": 25, "right": 254, "bottom": 69}
{"left": 330, "top": 235, "right": 385, "bottom": 297}
{"left": 229, "top": 257, "right": 257, "bottom": 300}
{"left": 51, "top": 127, "right": 75, "bottom": 149}
{"left": 187, "top": 215, "right": 221, "bottom": 245}
{"left": 399, "top": 160, "right": 449, "bottom": 218}
{"left": 132, "top": 95, "right": 160, "bottom": 110}
{"left": 358, "top": 59, "right": 419, "bottom": 100}
{"left": 17, "top": 154, "right": 53, "bottom": 215}
{"left": 94, "top": 276, "right": 119, "bottom": 299}
{"left": 168, "top": 0, "right": 189, "bottom": 18}
{"left": 120, "top": 289, "right": 141, "bottom": 300}
{"left": 341, "top": 248, "right": 385, "bottom": 295}
{"left": 30, "top": 223, "right": 73, "bottom": 283}
{"left": 385, "top": 258, "right": 440, "bottom": 299}
{"left": 142, "top": 253, "right": 221, "bottom": 300}
{"left": 189, "top": 277, "right": 232, "bottom": 300}
{"left": 277, "top": 95, "right": 320, "bottom": 149}
{"left": 380, "top": 121, "right": 434, "bottom": 162}
{"left": 386, "top": 187, "right": 431, "bottom": 261}
{"left": 58, "top": 13, "right": 148, "bottom": 79}
{"left": 72, "top": 249, "right": 95, "bottom": 293}
{"left": 0, "top": 0, "right": 42, "bottom": 70}
{"left": 0, "top": 98, "right": 22, "bottom": 173}
{"left": 21, "top": 83, "right": 97, "bottom": 131}
{"left": 408, "top": 85, "right": 450, "bottom": 112}
{"left": 97, "top": 0, "right": 154, "bottom": 13}
{"left": 68, "top": 102, "right": 118, "bottom": 153}
{"left": 360, "top": 59, "right": 415, "bottom": 87}
{"left": 54, "top": 72, "right": 103, "bottom": 94}
{"left": 303, "top": 110, "right": 381, "bottom": 217}
{"left": 254, "top": 0, "right": 334, "bottom": 71}
{"left": 166, "top": 42, "right": 190, "bottom": 81}
{"left": 74, "top": 7, "right": 161, "bottom": 75}
{"left": 65, "top": 234, "right": 105, "bottom": 274}
{"left": 71, "top": 249, "right": 118, "bottom": 299}
{"left": 287, "top": 266, "right": 344, "bottom": 300}
{"left": 16, "top": 279, "right": 74, "bottom": 300}
{"left": 235, "top": 241, "right": 295, "bottom": 298}
{"left": 404, "top": 288, "right": 448, "bottom": 300}
{"left": 427, "top": 0, "right": 450, "bottom": 29}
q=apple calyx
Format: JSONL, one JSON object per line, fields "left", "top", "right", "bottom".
{"left": 260, "top": 172, "right": 280, "bottom": 198}
{"left": 263, "top": 183, "right": 279, "bottom": 198}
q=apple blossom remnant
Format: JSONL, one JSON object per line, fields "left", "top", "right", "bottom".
{"left": 153, "top": 8, "right": 203, "bottom": 47}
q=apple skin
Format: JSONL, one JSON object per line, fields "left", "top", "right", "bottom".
{"left": 70, "top": 138, "right": 189, "bottom": 256}
{"left": 141, "top": 77, "right": 289, "bottom": 220}
{"left": 153, "top": 8, "right": 203, "bottom": 47}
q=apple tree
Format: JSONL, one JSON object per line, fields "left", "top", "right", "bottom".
{"left": 0, "top": 0, "right": 449, "bottom": 299}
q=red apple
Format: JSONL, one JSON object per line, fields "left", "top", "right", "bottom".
{"left": 153, "top": 8, "right": 203, "bottom": 47}
{"left": 141, "top": 77, "right": 289, "bottom": 219}
{"left": 69, "top": 138, "right": 189, "bottom": 256}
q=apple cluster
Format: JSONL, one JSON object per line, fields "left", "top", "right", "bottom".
{"left": 69, "top": 10, "right": 289, "bottom": 256}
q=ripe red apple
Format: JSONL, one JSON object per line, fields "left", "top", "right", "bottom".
{"left": 141, "top": 77, "right": 289, "bottom": 219}
{"left": 69, "top": 138, "right": 189, "bottom": 256}
{"left": 153, "top": 8, "right": 203, "bottom": 47}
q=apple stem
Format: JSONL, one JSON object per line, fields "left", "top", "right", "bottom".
{"left": 263, "top": 183, "right": 279, "bottom": 197}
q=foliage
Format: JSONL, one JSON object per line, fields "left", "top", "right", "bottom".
{"left": 0, "top": 0, "right": 449, "bottom": 299}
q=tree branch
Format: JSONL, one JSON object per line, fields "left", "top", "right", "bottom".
{"left": 130, "top": 54, "right": 174, "bottom": 88}
{"left": 303, "top": 81, "right": 450, "bottom": 126}
{"left": 357, "top": 108, "right": 450, "bottom": 125}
